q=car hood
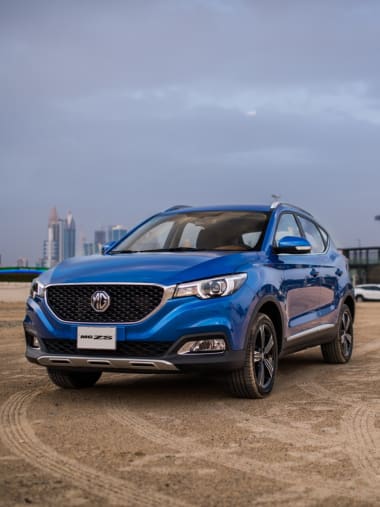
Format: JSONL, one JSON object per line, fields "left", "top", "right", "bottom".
{"left": 40, "top": 252, "right": 262, "bottom": 286}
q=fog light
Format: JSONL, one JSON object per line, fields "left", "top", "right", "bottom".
{"left": 177, "top": 338, "right": 226, "bottom": 355}
{"left": 31, "top": 336, "right": 40, "bottom": 349}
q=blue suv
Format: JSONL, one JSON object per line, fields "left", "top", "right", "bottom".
{"left": 24, "top": 203, "right": 355, "bottom": 398}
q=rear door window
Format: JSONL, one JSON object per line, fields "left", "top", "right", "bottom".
{"left": 298, "top": 216, "right": 326, "bottom": 254}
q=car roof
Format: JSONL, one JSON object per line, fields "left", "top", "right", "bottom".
{"left": 162, "top": 203, "right": 313, "bottom": 216}
{"left": 163, "top": 205, "right": 270, "bottom": 214}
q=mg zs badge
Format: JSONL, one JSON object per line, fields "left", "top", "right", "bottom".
{"left": 91, "top": 290, "right": 111, "bottom": 313}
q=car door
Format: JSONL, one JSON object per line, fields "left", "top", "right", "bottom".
{"left": 274, "top": 213, "right": 322, "bottom": 338}
{"left": 297, "top": 215, "right": 339, "bottom": 326}
{"left": 362, "top": 286, "right": 371, "bottom": 299}
{"left": 367, "top": 285, "right": 380, "bottom": 300}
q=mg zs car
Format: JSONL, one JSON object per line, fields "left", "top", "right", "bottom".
{"left": 24, "top": 203, "right": 355, "bottom": 398}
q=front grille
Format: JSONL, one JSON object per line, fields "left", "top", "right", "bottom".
{"left": 46, "top": 284, "right": 165, "bottom": 323}
{"left": 42, "top": 339, "right": 173, "bottom": 357}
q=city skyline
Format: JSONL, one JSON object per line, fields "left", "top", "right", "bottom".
{"left": 41, "top": 207, "right": 131, "bottom": 268}
{"left": 40, "top": 207, "right": 129, "bottom": 268}
{"left": 0, "top": 207, "right": 130, "bottom": 267}
{"left": 1, "top": 202, "right": 380, "bottom": 267}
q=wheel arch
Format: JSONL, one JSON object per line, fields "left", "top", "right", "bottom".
{"left": 344, "top": 295, "right": 355, "bottom": 322}
{"left": 254, "top": 298, "right": 284, "bottom": 355}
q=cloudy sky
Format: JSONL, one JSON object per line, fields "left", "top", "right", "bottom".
{"left": 1, "top": 0, "right": 380, "bottom": 265}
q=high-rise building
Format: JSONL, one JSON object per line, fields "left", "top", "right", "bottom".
{"left": 43, "top": 207, "right": 59, "bottom": 267}
{"left": 111, "top": 225, "right": 128, "bottom": 242}
{"left": 64, "top": 211, "right": 76, "bottom": 259}
{"left": 94, "top": 229, "right": 106, "bottom": 254}
{"left": 83, "top": 242, "right": 95, "bottom": 256}
{"left": 82, "top": 225, "right": 128, "bottom": 257}
{"left": 42, "top": 208, "right": 76, "bottom": 268}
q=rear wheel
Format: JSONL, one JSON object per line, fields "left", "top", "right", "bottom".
{"left": 321, "top": 304, "right": 353, "bottom": 363}
{"left": 228, "top": 313, "right": 278, "bottom": 398}
{"left": 47, "top": 369, "right": 102, "bottom": 389}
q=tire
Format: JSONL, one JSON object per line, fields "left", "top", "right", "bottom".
{"left": 355, "top": 295, "right": 364, "bottom": 302}
{"left": 321, "top": 304, "right": 353, "bottom": 364}
{"left": 47, "top": 369, "right": 102, "bottom": 389}
{"left": 227, "top": 313, "right": 278, "bottom": 399}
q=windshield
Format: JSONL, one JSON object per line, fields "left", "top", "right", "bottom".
{"left": 111, "top": 211, "right": 269, "bottom": 253}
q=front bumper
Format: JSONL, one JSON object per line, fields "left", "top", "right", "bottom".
{"left": 25, "top": 344, "right": 246, "bottom": 374}
{"left": 24, "top": 289, "right": 252, "bottom": 374}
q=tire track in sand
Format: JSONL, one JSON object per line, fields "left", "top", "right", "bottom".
{"left": 109, "top": 397, "right": 291, "bottom": 479}
{"left": 107, "top": 395, "right": 375, "bottom": 506}
{"left": 298, "top": 381, "right": 380, "bottom": 486}
{"left": 109, "top": 400, "right": 314, "bottom": 507}
{"left": 341, "top": 404, "right": 380, "bottom": 484}
{"left": 0, "top": 388, "right": 192, "bottom": 507}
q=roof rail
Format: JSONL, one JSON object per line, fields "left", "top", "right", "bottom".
{"left": 270, "top": 202, "right": 313, "bottom": 216}
{"left": 164, "top": 205, "right": 192, "bottom": 212}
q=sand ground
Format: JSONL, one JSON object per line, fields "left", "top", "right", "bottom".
{"left": 0, "top": 299, "right": 379, "bottom": 506}
{"left": 0, "top": 283, "right": 30, "bottom": 303}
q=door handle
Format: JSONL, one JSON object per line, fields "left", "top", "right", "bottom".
{"left": 310, "top": 268, "right": 319, "bottom": 277}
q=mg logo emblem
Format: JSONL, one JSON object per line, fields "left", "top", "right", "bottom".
{"left": 91, "top": 290, "right": 111, "bottom": 313}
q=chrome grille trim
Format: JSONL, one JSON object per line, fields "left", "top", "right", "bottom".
{"left": 44, "top": 282, "right": 175, "bottom": 324}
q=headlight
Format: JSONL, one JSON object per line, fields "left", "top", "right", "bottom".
{"left": 30, "top": 279, "right": 45, "bottom": 299}
{"left": 174, "top": 273, "right": 247, "bottom": 299}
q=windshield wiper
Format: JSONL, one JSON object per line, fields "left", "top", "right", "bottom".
{"left": 110, "top": 247, "right": 251, "bottom": 254}
{"left": 138, "top": 247, "right": 202, "bottom": 252}
{"left": 108, "top": 250, "right": 137, "bottom": 254}
{"left": 109, "top": 248, "right": 199, "bottom": 254}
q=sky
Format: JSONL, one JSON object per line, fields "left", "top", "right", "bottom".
{"left": 1, "top": 0, "right": 380, "bottom": 265}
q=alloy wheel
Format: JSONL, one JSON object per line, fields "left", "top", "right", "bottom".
{"left": 340, "top": 309, "right": 353, "bottom": 358}
{"left": 253, "top": 324, "right": 276, "bottom": 390}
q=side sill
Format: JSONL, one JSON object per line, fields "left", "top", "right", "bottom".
{"left": 287, "top": 324, "right": 335, "bottom": 341}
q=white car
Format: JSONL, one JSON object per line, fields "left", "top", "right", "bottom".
{"left": 354, "top": 284, "right": 380, "bottom": 302}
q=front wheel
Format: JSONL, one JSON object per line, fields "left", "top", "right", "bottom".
{"left": 47, "top": 369, "right": 102, "bottom": 389}
{"left": 321, "top": 304, "right": 353, "bottom": 364}
{"left": 227, "top": 313, "right": 278, "bottom": 399}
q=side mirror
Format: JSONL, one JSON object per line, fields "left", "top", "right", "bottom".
{"left": 274, "top": 236, "right": 312, "bottom": 254}
{"left": 101, "top": 241, "right": 117, "bottom": 255}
